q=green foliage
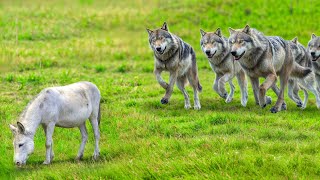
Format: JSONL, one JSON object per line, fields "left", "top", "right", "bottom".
{"left": 1, "top": 0, "right": 320, "bottom": 179}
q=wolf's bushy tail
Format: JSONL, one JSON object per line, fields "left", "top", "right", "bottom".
{"left": 191, "top": 48, "right": 202, "bottom": 93}
{"left": 291, "top": 61, "right": 312, "bottom": 78}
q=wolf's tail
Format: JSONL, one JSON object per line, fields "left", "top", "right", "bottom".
{"left": 191, "top": 48, "right": 202, "bottom": 93}
{"left": 291, "top": 61, "right": 312, "bottom": 78}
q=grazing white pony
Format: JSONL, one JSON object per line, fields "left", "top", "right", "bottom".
{"left": 9, "top": 81, "right": 101, "bottom": 166}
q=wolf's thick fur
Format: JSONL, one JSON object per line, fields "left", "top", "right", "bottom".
{"left": 228, "top": 25, "right": 311, "bottom": 113}
{"left": 147, "top": 22, "right": 201, "bottom": 109}
{"left": 287, "top": 37, "right": 320, "bottom": 109}
{"left": 200, "top": 28, "right": 248, "bottom": 106}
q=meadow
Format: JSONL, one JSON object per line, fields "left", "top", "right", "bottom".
{"left": 1, "top": 0, "right": 320, "bottom": 179}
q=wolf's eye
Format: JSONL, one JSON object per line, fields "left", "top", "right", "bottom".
{"left": 18, "top": 144, "right": 23, "bottom": 148}
{"left": 239, "top": 39, "right": 244, "bottom": 43}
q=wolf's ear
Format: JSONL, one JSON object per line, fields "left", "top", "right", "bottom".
{"left": 161, "top": 22, "right": 168, "bottom": 31}
{"left": 9, "top": 124, "right": 17, "bottom": 135}
{"left": 200, "top": 29, "right": 206, "bottom": 37}
{"left": 228, "top": 27, "right": 236, "bottom": 35}
{"left": 215, "top": 28, "right": 222, "bottom": 37}
{"left": 243, "top": 24, "right": 250, "bottom": 34}
{"left": 146, "top": 28, "right": 153, "bottom": 36}
{"left": 292, "top": 37, "right": 298, "bottom": 44}
{"left": 17, "top": 122, "right": 25, "bottom": 134}
{"left": 312, "top": 33, "right": 317, "bottom": 39}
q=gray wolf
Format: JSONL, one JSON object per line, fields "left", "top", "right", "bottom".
{"left": 228, "top": 25, "right": 311, "bottom": 113}
{"left": 146, "top": 22, "right": 201, "bottom": 109}
{"left": 200, "top": 28, "right": 248, "bottom": 106}
{"left": 9, "top": 81, "right": 101, "bottom": 166}
{"left": 287, "top": 37, "right": 320, "bottom": 109}
{"left": 308, "top": 34, "right": 320, "bottom": 93}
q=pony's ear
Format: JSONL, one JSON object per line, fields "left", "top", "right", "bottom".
{"left": 292, "top": 37, "right": 298, "bottom": 44}
{"left": 215, "top": 28, "right": 222, "bottom": 37}
{"left": 9, "top": 124, "right": 17, "bottom": 135}
{"left": 312, "top": 33, "right": 317, "bottom": 40}
{"left": 228, "top": 27, "right": 236, "bottom": 35}
{"left": 146, "top": 28, "right": 153, "bottom": 36}
{"left": 17, "top": 122, "right": 25, "bottom": 134}
{"left": 200, "top": 29, "right": 206, "bottom": 37}
{"left": 161, "top": 22, "right": 168, "bottom": 31}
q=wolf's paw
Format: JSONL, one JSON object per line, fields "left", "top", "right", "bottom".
{"left": 184, "top": 104, "right": 191, "bottom": 109}
{"left": 302, "top": 104, "right": 307, "bottom": 109}
{"left": 220, "top": 93, "right": 228, "bottom": 99}
{"left": 270, "top": 106, "right": 279, "bottom": 113}
{"left": 296, "top": 101, "right": 303, "bottom": 107}
{"left": 281, "top": 103, "right": 287, "bottom": 110}
{"left": 75, "top": 155, "right": 83, "bottom": 162}
{"left": 261, "top": 104, "right": 267, "bottom": 108}
{"left": 225, "top": 95, "right": 233, "bottom": 103}
{"left": 160, "top": 98, "right": 169, "bottom": 104}
{"left": 266, "top": 96, "right": 272, "bottom": 105}
{"left": 43, "top": 160, "right": 51, "bottom": 165}
{"left": 194, "top": 104, "right": 201, "bottom": 110}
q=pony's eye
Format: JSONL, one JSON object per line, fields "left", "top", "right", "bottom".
{"left": 19, "top": 144, "right": 23, "bottom": 148}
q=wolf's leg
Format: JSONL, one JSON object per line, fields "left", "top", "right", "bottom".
{"left": 298, "top": 78, "right": 320, "bottom": 109}
{"left": 249, "top": 77, "right": 260, "bottom": 105}
{"left": 236, "top": 70, "right": 248, "bottom": 107}
{"left": 161, "top": 71, "right": 178, "bottom": 104}
{"left": 218, "top": 73, "right": 233, "bottom": 100}
{"left": 301, "top": 88, "right": 309, "bottom": 109}
{"left": 213, "top": 74, "right": 224, "bottom": 97}
{"left": 259, "top": 74, "right": 277, "bottom": 108}
{"left": 176, "top": 76, "right": 191, "bottom": 109}
{"left": 226, "top": 81, "right": 235, "bottom": 103}
{"left": 154, "top": 68, "right": 168, "bottom": 89}
{"left": 271, "top": 72, "right": 288, "bottom": 113}
{"left": 288, "top": 79, "right": 302, "bottom": 107}
{"left": 187, "top": 70, "right": 201, "bottom": 110}
{"left": 293, "top": 83, "right": 303, "bottom": 107}
{"left": 75, "top": 123, "right": 88, "bottom": 161}
{"left": 315, "top": 74, "right": 320, "bottom": 93}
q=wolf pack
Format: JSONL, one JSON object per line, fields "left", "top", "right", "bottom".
{"left": 147, "top": 22, "right": 320, "bottom": 113}
{"left": 9, "top": 22, "right": 320, "bottom": 166}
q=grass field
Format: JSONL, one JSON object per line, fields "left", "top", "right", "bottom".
{"left": 1, "top": 0, "right": 320, "bottom": 179}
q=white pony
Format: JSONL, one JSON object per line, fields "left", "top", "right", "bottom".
{"left": 9, "top": 81, "right": 101, "bottom": 166}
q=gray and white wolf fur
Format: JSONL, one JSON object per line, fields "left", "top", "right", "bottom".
{"left": 9, "top": 81, "right": 101, "bottom": 166}
{"left": 228, "top": 25, "right": 311, "bottom": 113}
{"left": 146, "top": 22, "right": 202, "bottom": 109}
{"left": 308, "top": 34, "right": 320, "bottom": 93}
{"left": 287, "top": 37, "right": 320, "bottom": 109}
{"left": 200, "top": 28, "right": 248, "bottom": 106}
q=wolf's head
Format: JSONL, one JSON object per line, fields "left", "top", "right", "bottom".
{"left": 308, "top": 34, "right": 320, "bottom": 61}
{"left": 200, "top": 28, "right": 227, "bottom": 59}
{"left": 288, "top": 37, "right": 305, "bottom": 63}
{"left": 228, "top": 25, "right": 255, "bottom": 61}
{"left": 146, "top": 22, "right": 175, "bottom": 55}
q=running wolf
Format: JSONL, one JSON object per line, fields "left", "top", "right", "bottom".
{"left": 200, "top": 28, "right": 248, "bottom": 106}
{"left": 308, "top": 34, "right": 320, "bottom": 92}
{"left": 146, "top": 22, "right": 202, "bottom": 109}
{"left": 287, "top": 37, "right": 320, "bottom": 109}
{"left": 228, "top": 25, "right": 311, "bottom": 113}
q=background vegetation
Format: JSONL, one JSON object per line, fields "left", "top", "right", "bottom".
{"left": 1, "top": 0, "right": 320, "bottom": 179}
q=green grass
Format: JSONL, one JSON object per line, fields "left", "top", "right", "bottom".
{"left": 1, "top": 0, "right": 320, "bottom": 179}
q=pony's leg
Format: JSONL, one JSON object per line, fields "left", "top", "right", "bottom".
{"left": 89, "top": 113, "right": 100, "bottom": 160}
{"left": 43, "top": 122, "right": 55, "bottom": 164}
{"left": 75, "top": 123, "right": 88, "bottom": 161}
